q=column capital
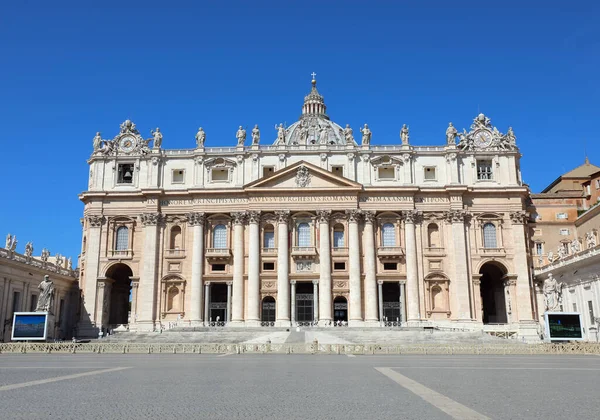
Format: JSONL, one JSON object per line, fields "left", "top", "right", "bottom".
{"left": 290, "top": 280, "right": 297, "bottom": 285}
{"left": 312, "top": 280, "right": 319, "bottom": 285}
{"left": 444, "top": 210, "right": 469, "bottom": 224}
{"left": 509, "top": 211, "right": 529, "bottom": 225}
{"left": 204, "top": 281, "right": 211, "bottom": 286}
{"left": 316, "top": 210, "right": 331, "bottom": 223}
{"left": 363, "top": 211, "right": 376, "bottom": 223}
{"left": 247, "top": 210, "right": 261, "bottom": 224}
{"left": 85, "top": 215, "right": 104, "bottom": 227}
{"left": 226, "top": 281, "right": 233, "bottom": 286}
{"left": 377, "top": 280, "right": 384, "bottom": 285}
{"left": 345, "top": 209, "right": 363, "bottom": 223}
{"left": 275, "top": 210, "right": 290, "bottom": 224}
{"left": 403, "top": 209, "right": 422, "bottom": 224}
{"left": 186, "top": 212, "right": 206, "bottom": 226}
{"left": 140, "top": 212, "right": 161, "bottom": 226}
{"left": 231, "top": 211, "right": 247, "bottom": 225}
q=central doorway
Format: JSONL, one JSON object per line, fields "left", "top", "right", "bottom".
{"left": 106, "top": 263, "right": 133, "bottom": 326}
{"left": 261, "top": 296, "right": 276, "bottom": 324}
{"left": 479, "top": 262, "right": 508, "bottom": 324}
{"left": 382, "top": 282, "right": 402, "bottom": 323}
{"left": 209, "top": 283, "right": 227, "bottom": 323}
{"left": 295, "top": 282, "right": 313, "bottom": 323}
{"left": 333, "top": 296, "right": 348, "bottom": 323}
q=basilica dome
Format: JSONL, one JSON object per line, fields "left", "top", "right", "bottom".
{"left": 274, "top": 78, "right": 356, "bottom": 146}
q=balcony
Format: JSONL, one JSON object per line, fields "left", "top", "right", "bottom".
{"left": 479, "top": 247, "right": 505, "bottom": 256}
{"left": 291, "top": 246, "right": 317, "bottom": 259}
{"left": 165, "top": 249, "right": 186, "bottom": 259}
{"left": 377, "top": 246, "right": 404, "bottom": 259}
{"left": 332, "top": 247, "right": 349, "bottom": 256}
{"left": 262, "top": 247, "right": 277, "bottom": 255}
{"left": 205, "top": 247, "right": 232, "bottom": 262}
{"left": 424, "top": 247, "right": 445, "bottom": 256}
{"left": 109, "top": 249, "right": 133, "bottom": 259}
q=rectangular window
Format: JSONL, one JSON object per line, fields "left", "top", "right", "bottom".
{"left": 556, "top": 213, "right": 568, "bottom": 220}
{"left": 172, "top": 169, "right": 185, "bottom": 183}
{"left": 297, "top": 223, "right": 311, "bottom": 247}
{"left": 29, "top": 294, "right": 38, "bottom": 312}
{"left": 424, "top": 167, "right": 436, "bottom": 181}
{"left": 535, "top": 243, "right": 543, "bottom": 255}
{"left": 117, "top": 163, "right": 134, "bottom": 184}
{"left": 331, "top": 166, "right": 344, "bottom": 176}
{"left": 383, "top": 262, "right": 398, "bottom": 271}
{"left": 333, "top": 262, "right": 346, "bottom": 270}
{"left": 378, "top": 167, "right": 395, "bottom": 180}
{"left": 560, "top": 228, "right": 570, "bottom": 236}
{"left": 588, "top": 301, "right": 595, "bottom": 324}
{"left": 263, "top": 262, "right": 275, "bottom": 271}
{"left": 262, "top": 166, "right": 274, "bottom": 178}
{"left": 211, "top": 264, "right": 226, "bottom": 272}
{"left": 12, "top": 291, "right": 21, "bottom": 313}
{"left": 212, "top": 169, "right": 229, "bottom": 182}
{"left": 333, "top": 231, "right": 345, "bottom": 248}
{"left": 477, "top": 160, "right": 493, "bottom": 180}
{"left": 263, "top": 231, "right": 275, "bottom": 248}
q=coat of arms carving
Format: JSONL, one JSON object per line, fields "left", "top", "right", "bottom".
{"left": 295, "top": 165, "right": 311, "bottom": 188}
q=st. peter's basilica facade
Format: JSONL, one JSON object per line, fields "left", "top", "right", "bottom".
{"left": 78, "top": 78, "right": 539, "bottom": 340}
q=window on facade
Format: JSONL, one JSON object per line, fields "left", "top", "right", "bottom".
{"left": 382, "top": 223, "right": 396, "bottom": 247}
{"left": 383, "top": 262, "right": 398, "bottom": 271}
{"left": 117, "top": 164, "right": 134, "bottom": 184}
{"left": 212, "top": 169, "right": 228, "bottom": 182}
{"left": 483, "top": 223, "right": 497, "bottom": 248}
{"left": 589, "top": 301, "right": 595, "bottom": 324}
{"left": 477, "top": 160, "right": 493, "bottom": 180}
{"left": 213, "top": 224, "right": 227, "bottom": 248}
{"left": 333, "top": 224, "right": 345, "bottom": 248}
{"left": 556, "top": 213, "right": 568, "bottom": 220}
{"left": 560, "top": 228, "right": 570, "bottom": 236}
{"left": 263, "top": 225, "right": 275, "bottom": 249}
{"left": 334, "top": 262, "right": 346, "bottom": 270}
{"left": 262, "top": 166, "right": 274, "bottom": 178}
{"left": 331, "top": 166, "right": 344, "bottom": 176}
{"left": 172, "top": 169, "right": 185, "bottom": 183}
{"left": 424, "top": 167, "right": 436, "bottom": 181}
{"left": 535, "top": 243, "right": 543, "bottom": 255}
{"left": 427, "top": 223, "right": 440, "bottom": 247}
{"left": 29, "top": 294, "right": 38, "bottom": 312}
{"left": 263, "top": 262, "right": 275, "bottom": 271}
{"left": 12, "top": 291, "right": 21, "bottom": 313}
{"left": 211, "top": 264, "right": 226, "bottom": 272}
{"left": 297, "top": 223, "right": 311, "bottom": 247}
{"left": 170, "top": 226, "right": 182, "bottom": 249}
{"left": 378, "top": 167, "right": 395, "bottom": 180}
{"left": 115, "top": 226, "right": 128, "bottom": 251}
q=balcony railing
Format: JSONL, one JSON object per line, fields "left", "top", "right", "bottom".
{"left": 480, "top": 247, "right": 505, "bottom": 255}
{"left": 165, "top": 249, "right": 186, "bottom": 258}
{"left": 377, "top": 246, "right": 404, "bottom": 257}
{"left": 109, "top": 249, "right": 132, "bottom": 259}
{"left": 291, "top": 246, "right": 317, "bottom": 257}
{"left": 262, "top": 247, "right": 277, "bottom": 254}
{"left": 332, "top": 247, "right": 349, "bottom": 255}
{"left": 205, "top": 248, "right": 232, "bottom": 259}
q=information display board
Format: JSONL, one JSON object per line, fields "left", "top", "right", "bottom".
{"left": 11, "top": 312, "right": 49, "bottom": 341}
{"left": 544, "top": 312, "right": 583, "bottom": 341}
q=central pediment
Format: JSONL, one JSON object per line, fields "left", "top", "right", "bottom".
{"left": 244, "top": 161, "right": 362, "bottom": 192}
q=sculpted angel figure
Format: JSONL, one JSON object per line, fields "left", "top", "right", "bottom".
{"left": 400, "top": 124, "right": 409, "bottom": 145}
{"left": 251, "top": 125, "right": 260, "bottom": 145}
{"left": 93, "top": 132, "right": 103, "bottom": 151}
{"left": 10, "top": 237, "right": 17, "bottom": 251}
{"left": 5, "top": 233, "right": 11, "bottom": 250}
{"left": 275, "top": 123, "right": 286, "bottom": 145}
{"left": 150, "top": 128, "right": 163, "bottom": 148}
{"left": 195, "top": 127, "right": 206, "bottom": 147}
{"left": 557, "top": 245, "right": 567, "bottom": 260}
{"left": 359, "top": 124, "right": 372, "bottom": 145}
{"left": 236, "top": 126, "right": 246, "bottom": 146}
{"left": 446, "top": 123, "right": 457, "bottom": 145}
{"left": 571, "top": 237, "right": 581, "bottom": 253}
{"left": 506, "top": 127, "right": 516, "bottom": 144}
{"left": 586, "top": 231, "right": 597, "bottom": 248}
{"left": 25, "top": 242, "right": 33, "bottom": 257}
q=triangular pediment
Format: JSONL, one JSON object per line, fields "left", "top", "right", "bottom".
{"left": 244, "top": 161, "right": 362, "bottom": 191}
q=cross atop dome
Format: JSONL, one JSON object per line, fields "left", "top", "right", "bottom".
{"left": 311, "top": 71, "right": 317, "bottom": 80}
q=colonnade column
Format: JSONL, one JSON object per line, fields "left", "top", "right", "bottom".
{"left": 226, "top": 281, "right": 232, "bottom": 323}
{"left": 404, "top": 210, "right": 421, "bottom": 323}
{"left": 275, "top": 210, "right": 290, "bottom": 326}
{"left": 204, "top": 282, "right": 210, "bottom": 324}
{"left": 230, "top": 212, "right": 245, "bottom": 324}
{"left": 363, "top": 211, "right": 378, "bottom": 324}
{"left": 346, "top": 209, "right": 363, "bottom": 325}
{"left": 138, "top": 212, "right": 160, "bottom": 331}
{"left": 445, "top": 210, "right": 472, "bottom": 321}
{"left": 313, "top": 280, "right": 319, "bottom": 323}
{"left": 510, "top": 211, "right": 535, "bottom": 323}
{"left": 246, "top": 211, "right": 261, "bottom": 326}
{"left": 377, "top": 280, "right": 384, "bottom": 325}
{"left": 187, "top": 212, "right": 205, "bottom": 325}
{"left": 317, "top": 210, "right": 332, "bottom": 325}
{"left": 290, "top": 281, "right": 296, "bottom": 325}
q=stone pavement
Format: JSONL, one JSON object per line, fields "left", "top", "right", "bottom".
{"left": 0, "top": 354, "right": 598, "bottom": 419}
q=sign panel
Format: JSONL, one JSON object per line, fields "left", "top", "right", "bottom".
{"left": 11, "top": 312, "right": 48, "bottom": 341}
{"left": 544, "top": 312, "right": 583, "bottom": 341}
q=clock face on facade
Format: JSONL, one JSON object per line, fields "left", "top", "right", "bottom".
{"left": 474, "top": 130, "right": 492, "bottom": 148}
{"left": 119, "top": 136, "right": 136, "bottom": 153}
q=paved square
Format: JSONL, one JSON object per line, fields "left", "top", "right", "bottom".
{"left": 0, "top": 354, "right": 598, "bottom": 419}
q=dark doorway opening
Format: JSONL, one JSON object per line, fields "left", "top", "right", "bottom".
{"left": 209, "top": 283, "right": 227, "bottom": 322}
{"left": 382, "top": 282, "right": 402, "bottom": 323}
{"left": 261, "top": 296, "right": 276, "bottom": 323}
{"left": 480, "top": 263, "right": 508, "bottom": 324}
{"left": 333, "top": 296, "right": 348, "bottom": 323}
{"left": 295, "top": 282, "right": 313, "bottom": 322}
{"left": 106, "top": 263, "right": 133, "bottom": 326}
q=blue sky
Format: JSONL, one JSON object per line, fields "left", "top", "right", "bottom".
{"left": 1, "top": 1, "right": 598, "bottom": 265}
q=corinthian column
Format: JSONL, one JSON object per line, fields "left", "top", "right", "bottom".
{"left": 317, "top": 210, "right": 332, "bottom": 325}
{"left": 404, "top": 210, "right": 421, "bottom": 323}
{"left": 275, "top": 210, "right": 290, "bottom": 326}
{"left": 346, "top": 209, "right": 363, "bottom": 325}
{"left": 186, "top": 212, "right": 205, "bottom": 325}
{"left": 445, "top": 210, "right": 471, "bottom": 321}
{"left": 363, "top": 211, "right": 378, "bottom": 324}
{"left": 138, "top": 212, "right": 161, "bottom": 331}
{"left": 246, "top": 211, "right": 261, "bottom": 326}
{"left": 231, "top": 212, "right": 246, "bottom": 324}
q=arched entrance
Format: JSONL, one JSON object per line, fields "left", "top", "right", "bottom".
{"left": 333, "top": 296, "right": 348, "bottom": 323}
{"left": 261, "top": 296, "right": 276, "bottom": 325}
{"left": 105, "top": 263, "right": 133, "bottom": 327}
{"left": 479, "top": 262, "right": 508, "bottom": 324}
